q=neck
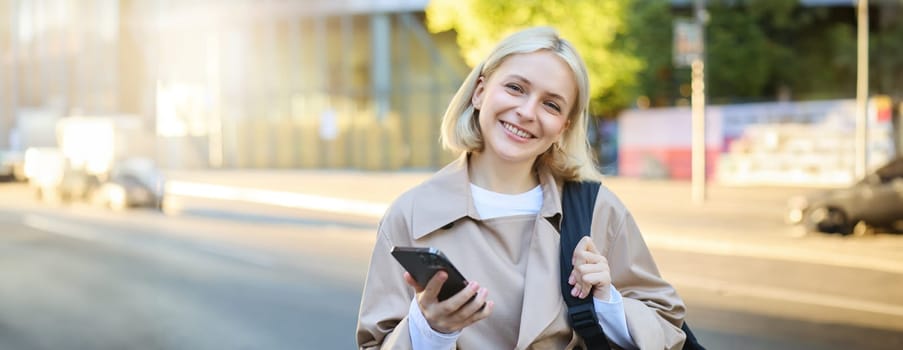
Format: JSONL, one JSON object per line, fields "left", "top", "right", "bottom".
{"left": 468, "top": 152, "right": 539, "bottom": 194}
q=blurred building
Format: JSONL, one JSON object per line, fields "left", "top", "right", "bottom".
{"left": 618, "top": 97, "right": 898, "bottom": 187}
{"left": 0, "top": 0, "right": 468, "bottom": 170}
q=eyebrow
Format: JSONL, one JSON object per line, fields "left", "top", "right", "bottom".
{"left": 506, "top": 74, "right": 569, "bottom": 106}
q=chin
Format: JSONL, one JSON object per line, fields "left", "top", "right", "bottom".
{"left": 493, "top": 148, "right": 543, "bottom": 164}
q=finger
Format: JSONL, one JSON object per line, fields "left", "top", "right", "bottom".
{"left": 576, "top": 262, "right": 606, "bottom": 276}
{"left": 572, "top": 236, "right": 595, "bottom": 266}
{"left": 457, "top": 295, "right": 494, "bottom": 327}
{"left": 574, "top": 250, "right": 604, "bottom": 265}
{"left": 456, "top": 287, "right": 490, "bottom": 317}
{"left": 403, "top": 272, "right": 425, "bottom": 292}
{"left": 469, "top": 300, "right": 495, "bottom": 325}
{"left": 574, "top": 261, "right": 609, "bottom": 298}
{"left": 581, "top": 271, "right": 612, "bottom": 287}
{"left": 582, "top": 272, "right": 613, "bottom": 300}
{"left": 569, "top": 268, "right": 587, "bottom": 298}
{"left": 569, "top": 267, "right": 586, "bottom": 298}
{"left": 442, "top": 280, "right": 481, "bottom": 312}
{"left": 570, "top": 283, "right": 581, "bottom": 297}
{"left": 581, "top": 236, "right": 600, "bottom": 254}
{"left": 422, "top": 271, "right": 448, "bottom": 301}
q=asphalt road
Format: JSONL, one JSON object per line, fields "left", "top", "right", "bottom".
{"left": 0, "top": 185, "right": 370, "bottom": 349}
{"left": 1, "top": 180, "right": 902, "bottom": 349}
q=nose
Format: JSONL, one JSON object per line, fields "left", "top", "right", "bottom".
{"left": 515, "top": 96, "right": 541, "bottom": 121}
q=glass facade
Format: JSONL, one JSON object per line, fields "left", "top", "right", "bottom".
{"left": 1, "top": 0, "right": 467, "bottom": 170}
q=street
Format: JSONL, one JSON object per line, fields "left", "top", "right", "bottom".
{"left": 1, "top": 176, "right": 902, "bottom": 349}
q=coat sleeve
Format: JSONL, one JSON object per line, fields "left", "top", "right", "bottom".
{"left": 604, "top": 209, "right": 687, "bottom": 350}
{"left": 356, "top": 220, "right": 417, "bottom": 350}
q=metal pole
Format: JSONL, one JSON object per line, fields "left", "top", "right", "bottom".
{"left": 855, "top": 0, "right": 869, "bottom": 180}
{"left": 315, "top": 16, "right": 328, "bottom": 168}
{"left": 34, "top": 0, "right": 43, "bottom": 110}
{"left": 206, "top": 31, "right": 223, "bottom": 168}
{"left": 371, "top": 14, "right": 391, "bottom": 170}
{"left": 8, "top": 0, "right": 19, "bottom": 149}
{"left": 397, "top": 14, "right": 413, "bottom": 168}
{"left": 341, "top": 15, "right": 353, "bottom": 168}
{"left": 691, "top": 0, "right": 707, "bottom": 204}
{"left": 288, "top": 19, "right": 301, "bottom": 168}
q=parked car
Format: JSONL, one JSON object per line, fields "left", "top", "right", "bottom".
{"left": 23, "top": 147, "right": 67, "bottom": 203}
{"left": 787, "top": 157, "right": 903, "bottom": 235}
{"left": 58, "top": 168, "right": 100, "bottom": 202}
{"left": 91, "top": 158, "right": 165, "bottom": 211}
{"left": 0, "top": 149, "right": 25, "bottom": 182}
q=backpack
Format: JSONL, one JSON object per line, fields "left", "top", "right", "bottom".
{"left": 559, "top": 181, "right": 705, "bottom": 350}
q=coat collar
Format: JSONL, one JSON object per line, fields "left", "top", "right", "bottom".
{"left": 410, "top": 153, "right": 564, "bottom": 240}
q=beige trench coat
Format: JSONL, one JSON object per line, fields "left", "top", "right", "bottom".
{"left": 357, "top": 155, "right": 687, "bottom": 349}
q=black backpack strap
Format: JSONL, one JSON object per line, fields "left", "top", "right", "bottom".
{"left": 560, "top": 181, "right": 610, "bottom": 350}
{"left": 682, "top": 322, "right": 705, "bottom": 350}
{"left": 561, "top": 182, "right": 705, "bottom": 350}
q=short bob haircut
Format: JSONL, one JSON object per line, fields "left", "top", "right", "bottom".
{"left": 440, "top": 26, "right": 601, "bottom": 182}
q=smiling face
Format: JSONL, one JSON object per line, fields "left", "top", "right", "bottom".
{"left": 471, "top": 50, "right": 577, "bottom": 167}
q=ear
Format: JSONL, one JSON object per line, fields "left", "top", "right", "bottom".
{"left": 471, "top": 76, "right": 486, "bottom": 110}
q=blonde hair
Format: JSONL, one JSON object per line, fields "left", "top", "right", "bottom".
{"left": 440, "top": 26, "right": 602, "bottom": 182}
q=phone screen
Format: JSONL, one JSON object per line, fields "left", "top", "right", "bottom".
{"left": 391, "top": 246, "right": 468, "bottom": 301}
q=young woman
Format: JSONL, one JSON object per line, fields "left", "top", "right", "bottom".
{"left": 357, "top": 26, "right": 687, "bottom": 349}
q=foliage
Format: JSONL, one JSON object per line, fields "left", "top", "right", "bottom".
{"left": 701, "top": 0, "right": 903, "bottom": 102}
{"left": 426, "top": 0, "right": 903, "bottom": 113}
{"left": 872, "top": 2, "right": 903, "bottom": 100}
{"left": 425, "top": 0, "right": 642, "bottom": 116}
{"left": 621, "top": 0, "right": 675, "bottom": 108}
{"left": 705, "top": 2, "right": 772, "bottom": 101}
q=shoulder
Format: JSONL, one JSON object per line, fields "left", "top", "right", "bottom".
{"left": 588, "top": 183, "right": 635, "bottom": 247}
{"left": 382, "top": 170, "right": 452, "bottom": 219}
{"left": 568, "top": 180, "right": 630, "bottom": 218}
{"left": 594, "top": 183, "right": 629, "bottom": 217}
{"left": 377, "top": 180, "right": 427, "bottom": 237}
{"left": 378, "top": 165, "right": 469, "bottom": 241}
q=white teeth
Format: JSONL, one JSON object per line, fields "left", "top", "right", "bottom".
{"left": 503, "top": 122, "right": 532, "bottom": 138}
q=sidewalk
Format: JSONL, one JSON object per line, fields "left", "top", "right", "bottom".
{"left": 163, "top": 169, "right": 903, "bottom": 275}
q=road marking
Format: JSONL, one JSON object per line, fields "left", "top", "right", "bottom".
{"left": 164, "top": 181, "right": 903, "bottom": 276}
{"left": 166, "top": 181, "right": 388, "bottom": 218}
{"left": 23, "top": 214, "right": 99, "bottom": 241}
{"left": 190, "top": 242, "right": 276, "bottom": 269}
{"left": 23, "top": 213, "right": 276, "bottom": 269}
{"left": 644, "top": 233, "right": 903, "bottom": 275}
{"left": 670, "top": 273, "right": 903, "bottom": 318}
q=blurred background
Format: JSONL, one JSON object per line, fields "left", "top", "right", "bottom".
{"left": 0, "top": 0, "right": 902, "bottom": 349}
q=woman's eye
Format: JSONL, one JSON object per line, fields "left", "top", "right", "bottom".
{"left": 545, "top": 102, "right": 561, "bottom": 113}
{"left": 505, "top": 84, "right": 523, "bottom": 93}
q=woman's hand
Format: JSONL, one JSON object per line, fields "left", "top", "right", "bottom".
{"left": 403, "top": 271, "right": 494, "bottom": 334}
{"left": 569, "top": 236, "right": 612, "bottom": 301}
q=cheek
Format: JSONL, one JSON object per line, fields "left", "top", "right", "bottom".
{"left": 478, "top": 112, "right": 496, "bottom": 136}
{"left": 544, "top": 117, "right": 569, "bottom": 137}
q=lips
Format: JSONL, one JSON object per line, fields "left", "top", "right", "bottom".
{"left": 500, "top": 121, "right": 535, "bottom": 139}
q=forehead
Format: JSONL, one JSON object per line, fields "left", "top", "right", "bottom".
{"left": 491, "top": 51, "right": 577, "bottom": 101}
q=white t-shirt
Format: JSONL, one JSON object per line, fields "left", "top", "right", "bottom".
{"left": 469, "top": 183, "right": 543, "bottom": 219}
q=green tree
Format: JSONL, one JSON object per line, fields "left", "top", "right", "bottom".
{"left": 621, "top": 0, "right": 675, "bottom": 108}
{"left": 705, "top": 2, "right": 773, "bottom": 102}
{"left": 872, "top": 1, "right": 903, "bottom": 100}
{"left": 701, "top": 0, "right": 856, "bottom": 102}
{"left": 425, "top": 0, "right": 642, "bottom": 116}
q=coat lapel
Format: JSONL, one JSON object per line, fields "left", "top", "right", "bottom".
{"left": 410, "top": 154, "right": 476, "bottom": 240}
{"left": 515, "top": 171, "right": 565, "bottom": 349}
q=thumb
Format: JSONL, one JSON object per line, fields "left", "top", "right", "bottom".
{"left": 403, "top": 272, "right": 426, "bottom": 293}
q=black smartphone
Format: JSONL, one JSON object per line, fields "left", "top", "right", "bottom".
{"left": 391, "top": 246, "right": 468, "bottom": 301}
